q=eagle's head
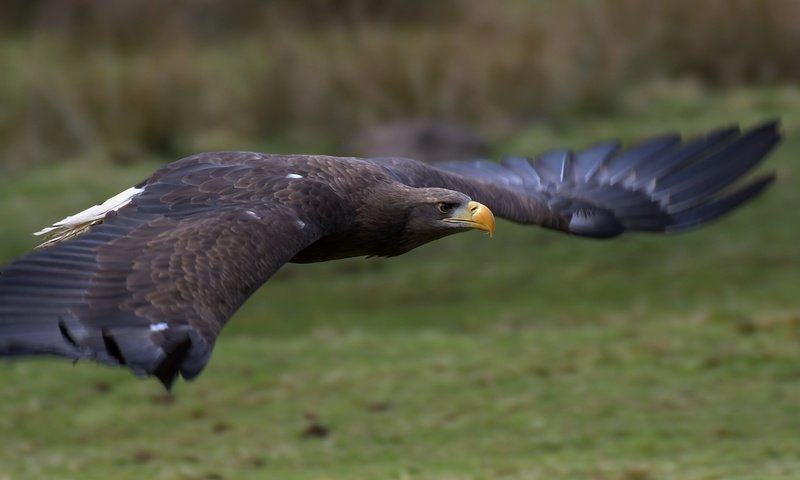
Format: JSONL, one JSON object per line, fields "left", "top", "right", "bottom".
{"left": 361, "top": 186, "right": 495, "bottom": 257}
{"left": 404, "top": 188, "right": 494, "bottom": 239}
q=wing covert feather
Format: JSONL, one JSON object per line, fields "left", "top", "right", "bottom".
{"left": 0, "top": 161, "right": 334, "bottom": 389}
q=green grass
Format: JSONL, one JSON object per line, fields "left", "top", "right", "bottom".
{"left": 0, "top": 88, "right": 799, "bottom": 479}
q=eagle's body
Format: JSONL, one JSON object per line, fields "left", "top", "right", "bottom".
{"left": 0, "top": 122, "right": 781, "bottom": 389}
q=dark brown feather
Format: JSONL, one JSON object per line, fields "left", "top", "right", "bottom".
{"left": 0, "top": 153, "right": 470, "bottom": 387}
{"left": 0, "top": 122, "right": 780, "bottom": 389}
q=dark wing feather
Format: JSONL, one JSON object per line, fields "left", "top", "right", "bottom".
{"left": 377, "top": 121, "right": 779, "bottom": 237}
{"left": 0, "top": 158, "right": 331, "bottom": 389}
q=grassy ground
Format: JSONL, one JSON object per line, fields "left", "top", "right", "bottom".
{"left": 0, "top": 88, "right": 799, "bottom": 479}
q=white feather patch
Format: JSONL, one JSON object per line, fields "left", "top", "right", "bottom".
{"left": 150, "top": 322, "right": 169, "bottom": 332}
{"left": 286, "top": 173, "right": 303, "bottom": 179}
{"left": 33, "top": 186, "right": 143, "bottom": 246}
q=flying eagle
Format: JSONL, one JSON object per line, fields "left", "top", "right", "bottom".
{"left": 0, "top": 122, "right": 780, "bottom": 389}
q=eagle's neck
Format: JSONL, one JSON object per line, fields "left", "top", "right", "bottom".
{"left": 291, "top": 183, "right": 429, "bottom": 262}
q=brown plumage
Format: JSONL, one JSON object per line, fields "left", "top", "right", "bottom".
{"left": 0, "top": 121, "right": 780, "bottom": 389}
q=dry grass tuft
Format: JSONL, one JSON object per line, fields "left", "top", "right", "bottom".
{"left": 1, "top": 0, "right": 798, "bottom": 169}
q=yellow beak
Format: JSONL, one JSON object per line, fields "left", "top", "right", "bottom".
{"left": 444, "top": 201, "right": 496, "bottom": 237}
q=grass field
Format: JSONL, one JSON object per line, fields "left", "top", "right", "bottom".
{"left": 0, "top": 88, "right": 799, "bottom": 479}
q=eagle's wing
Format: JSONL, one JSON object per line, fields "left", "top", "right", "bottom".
{"left": 378, "top": 121, "right": 779, "bottom": 237}
{"left": 0, "top": 159, "right": 332, "bottom": 389}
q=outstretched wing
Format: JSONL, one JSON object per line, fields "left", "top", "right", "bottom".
{"left": 378, "top": 121, "right": 779, "bottom": 237}
{"left": 0, "top": 157, "right": 333, "bottom": 389}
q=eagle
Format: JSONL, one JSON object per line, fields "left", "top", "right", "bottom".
{"left": 0, "top": 121, "right": 780, "bottom": 390}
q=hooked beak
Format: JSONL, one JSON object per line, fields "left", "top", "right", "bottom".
{"left": 444, "top": 201, "right": 496, "bottom": 237}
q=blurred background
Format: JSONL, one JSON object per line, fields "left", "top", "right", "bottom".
{"left": 1, "top": 0, "right": 799, "bottom": 169}
{"left": 1, "top": 1, "right": 799, "bottom": 479}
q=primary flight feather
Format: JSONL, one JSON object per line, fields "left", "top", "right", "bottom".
{"left": 0, "top": 121, "right": 780, "bottom": 389}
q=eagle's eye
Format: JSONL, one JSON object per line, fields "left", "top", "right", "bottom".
{"left": 437, "top": 202, "right": 456, "bottom": 214}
